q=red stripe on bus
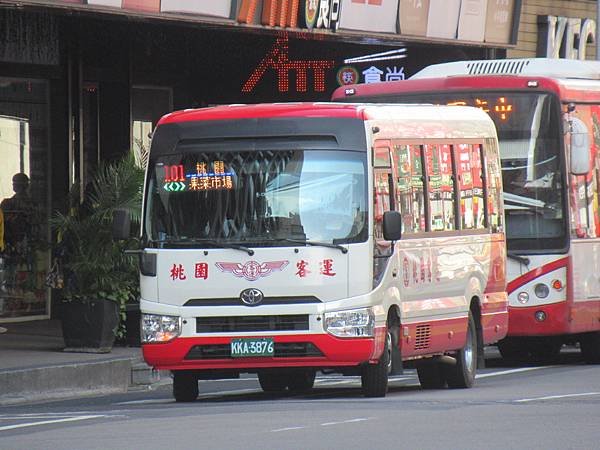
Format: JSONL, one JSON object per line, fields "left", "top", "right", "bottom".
{"left": 506, "top": 256, "right": 569, "bottom": 294}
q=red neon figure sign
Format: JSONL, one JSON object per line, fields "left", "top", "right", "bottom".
{"left": 242, "top": 35, "right": 334, "bottom": 93}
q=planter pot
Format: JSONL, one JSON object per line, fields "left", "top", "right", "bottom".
{"left": 124, "top": 302, "right": 141, "bottom": 347}
{"left": 61, "top": 299, "right": 120, "bottom": 353}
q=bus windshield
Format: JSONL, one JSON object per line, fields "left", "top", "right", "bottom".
{"left": 355, "top": 91, "right": 565, "bottom": 251}
{"left": 144, "top": 149, "right": 368, "bottom": 247}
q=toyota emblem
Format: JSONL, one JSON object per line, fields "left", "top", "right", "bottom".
{"left": 240, "top": 288, "right": 264, "bottom": 306}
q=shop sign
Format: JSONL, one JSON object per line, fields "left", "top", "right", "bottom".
{"left": 485, "top": 0, "right": 515, "bottom": 44}
{"left": 338, "top": 0, "right": 399, "bottom": 34}
{"left": 538, "top": 15, "right": 596, "bottom": 60}
{"left": 337, "top": 66, "right": 359, "bottom": 86}
{"left": 399, "top": 0, "right": 429, "bottom": 37}
{"left": 359, "top": 65, "right": 405, "bottom": 84}
{"left": 241, "top": 35, "right": 335, "bottom": 94}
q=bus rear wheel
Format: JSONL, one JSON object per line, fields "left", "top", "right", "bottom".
{"left": 580, "top": 331, "right": 600, "bottom": 364}
{"left": 444, "top": 312, "right": 477, "bottom": 388}
{"left": 173, "top": 372, "right": 199, "bottom": 402}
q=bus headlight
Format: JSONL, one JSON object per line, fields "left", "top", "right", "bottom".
{"left": 141, "top": 314, "right": 181, "bottom": 343}
{"left": 324, "top": 308, "right": 375, "bottom": 338}
{"left": 517, "top": 292, "right": 529, "bottom": 304}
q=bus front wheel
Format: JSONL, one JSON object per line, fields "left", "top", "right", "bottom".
{"left": 361, "top": 327, "right": 391, "bottom": 397}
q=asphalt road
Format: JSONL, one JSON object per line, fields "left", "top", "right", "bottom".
{"left": 1, "top": 350, "right": 599, "bottom": 450}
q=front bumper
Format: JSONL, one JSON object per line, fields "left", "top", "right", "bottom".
{"left": 507, "top": 301, "right": 569, "bottom": 336}
{"left": 143, "top": 328, "right": 386, "bottom": 371}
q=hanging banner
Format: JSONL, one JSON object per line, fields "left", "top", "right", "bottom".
{"left": 160, "top": 0, "right": 234, "bottom": 18}
{"left": 457, "top": 0, "right": 487, "bottom": 42}
{"left": 122, "top": 0, "right": 160, "bottom": 12}
{"left": 485, "top": 0, "right": 516, "bottom": 45}
{"left": 87, "top": 0, "right": 122, "bottom": 7}
{"left": 398, "top": 0, "right": 429, "bottom": 37}
{"left": 426, "top": 0, "right": 461, "bottom": 39}
{"left": 338, "top": 0, "right": 399, "bottom": 34}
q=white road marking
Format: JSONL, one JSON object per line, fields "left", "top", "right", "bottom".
{"left": 514, "top": 392, "right": 600, "bottom": 403}
{"left": 476, "top": 366, "right": 553, "bottom": 379}
{"left": 271, "top": 426, "right": 305, "bottom": 432}
{"left": 321, "top": 418, "right": 371, "bottom": 426}
{"left": 116, "top": 398, "right": 173, "bottom": 405}
{"left": 0, "top": 415, "right": 105, "bottom": 432}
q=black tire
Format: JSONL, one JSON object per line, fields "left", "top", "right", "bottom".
{"left": 287, "top": 370, "right": 316, "bottom": 393}
{"left": 498, "top": 337, "right": 529, "bottom": 362}
{"left": 444, "top": 312, "right": 478, "bottom": 388}
{"left": 361, "top": 328, "right": 391, "bottom": 398}
{"left": 417, "top": 362, "right": 446, "bottom": 389}
{"left": 173, "top": 372, "right": 199, "bottom": 402}
{"left": 580, "top": 331, "right": 600, "bottom": 364}
{"left": 258, "top": 370, "right": 288, "bottom": 393}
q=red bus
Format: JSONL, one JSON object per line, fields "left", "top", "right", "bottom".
{"left": 332, "top": 58, "right": 600, "bottom": 363}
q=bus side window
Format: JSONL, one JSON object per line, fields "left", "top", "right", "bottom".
{"left": 394, "top": 143, "right": 426, "bottom": 233}
{"left": 471, "top": 144, "right": 486, "bottom": 230}
{"left": 485, "top": 138, "right": 503, "bottom": 233}
{"left": 456, "top": 144, "right": 475, "bottom": 230}
{"left": 425, "top": 144, "right": 456, "bottom": 231}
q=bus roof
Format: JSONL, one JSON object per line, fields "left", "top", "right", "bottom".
{"left": 410, "top": 58, "right": 600, "bottom": 80}
{"left": 331, "top": 58, "right": 600, "bottom": 103}
{"left": 157, "top": 102, "right": 492, "bottom": 127}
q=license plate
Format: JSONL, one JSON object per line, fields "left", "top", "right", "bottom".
{"left": 230, "top": 337, "right": 274, "bottom": 358}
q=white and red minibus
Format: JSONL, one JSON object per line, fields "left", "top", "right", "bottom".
{"left": 332, "top": 58, "right": 600, "bottom": 363}
{"left": 130, "top": 102, "right": 507, "bottom": 401}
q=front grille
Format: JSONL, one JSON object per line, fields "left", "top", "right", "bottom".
{"left": 184, "top": 296, "right": 321, "bottom": 307}
{"left": 185, "top": 342, "right": 323, "bottom": 360}
{"left": 196, "top": 315, "right": 309, "bottom": 333}
{"left": 414, "top": 324, "right": 431, "bottom": 350}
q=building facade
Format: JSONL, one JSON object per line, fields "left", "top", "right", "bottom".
{"left": 0, "top": 0, "right": 521, "bottom": 322}
{"left": 508, "top": 0, "right": 598, "bottom": 59}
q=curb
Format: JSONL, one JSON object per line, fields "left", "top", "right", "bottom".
{"left": 0, "top": 358, "right": 135, "bottom": 406}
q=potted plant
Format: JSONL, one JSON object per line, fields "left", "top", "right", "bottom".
{"left": 52, "top": 153, "right": 144, "bottom": 353}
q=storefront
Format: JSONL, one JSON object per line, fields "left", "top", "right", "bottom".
{"left": 508, "top": 0, "right": 598, "bottom": 60}
{"left": 0, "top": 0, "right": 521, "bottom": 322}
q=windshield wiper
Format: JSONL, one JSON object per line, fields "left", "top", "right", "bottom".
{"left": 507, "top": 251, "right": 530, "bottom": 266}
{"left": 272, "top": 238, "right": 348, "bottom": 254}
{"left": 153, "top": 237, "right": 255, "bottom": 256}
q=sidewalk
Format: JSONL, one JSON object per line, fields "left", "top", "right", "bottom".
{"left": 0, "top": 319, "right": 165, "bottom": 406}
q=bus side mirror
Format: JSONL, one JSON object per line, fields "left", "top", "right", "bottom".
{"left": 112, "top": 208, "right": 131, "bottom": 240}
{"left": 569, "top": 117, "right": 591, "bottom": 175}
{"left": 383, "top": 210, "right": 402, "bottom": 242}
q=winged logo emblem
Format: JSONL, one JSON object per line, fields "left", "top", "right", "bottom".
{"left": 215, "top": 260, "right": 289, "bottom": 281}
